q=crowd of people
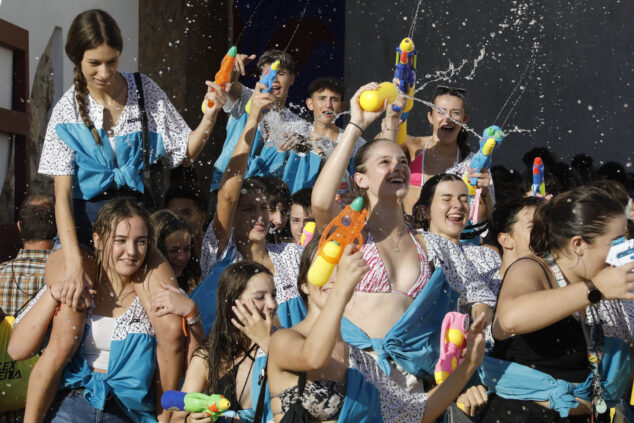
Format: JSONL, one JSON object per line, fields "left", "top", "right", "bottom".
{"left": 1, "top": 8, "right": 634, "bottom": 423}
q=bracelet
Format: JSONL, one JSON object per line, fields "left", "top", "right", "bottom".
{"left": 348, "top": 121, "right": 364, "bottom": 133}
{"left": 181, "top": 304, "right": 200, "bottom": 337}
{"left": 184, "top": 304, "right": 198, "bottom": 319}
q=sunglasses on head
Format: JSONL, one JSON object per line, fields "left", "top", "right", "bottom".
{"left": 435, "top": 85, "right": 468, "bottom": 96}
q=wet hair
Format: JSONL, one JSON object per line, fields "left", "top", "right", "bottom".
{"left": 18, "top": 195, "right": 56, "bottom": 242}
{"left": 257, "top": 49, "right": 296, "bottom": 74}
{"left": 65, "top": 9, "right": 123, "bottom": 145}
{"left": 412, "top": 173, "right": 464, "bottom": 230}
{"left": 308, "top": 77, "right": 344, "bottom": 100}
{"left": 150, "top": 210, "right": 201, "bottom": 293}
{"left": 92, "top": 198, "right": 153, "bottom": 283}
{"left": 164, "top": 180, "right": 209, "bottom": 215}
{"left": 486, "top": 196, "right": 544, "bottom": 252}
{"left": 291, "top": 188, "right": 312, "bottom": 211}
{"left": 353, "top": 138, "right": 396, "bottom": 208}
{"left": 530, "top": 185, "right": 624, "bottom": 257}
{"left": 254, "top": 177, "right": 291, "bottom": 212}
{"left": 296, "top": 238, "right": 321, "bottom": 305}
{"left": 430, "top": 87, "right": 470, "bottom": 160}
{"left": 196, "top": 261, "right": 272, "bottom": 395}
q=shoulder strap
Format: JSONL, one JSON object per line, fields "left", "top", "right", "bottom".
{"left": 296, "top": 372, "right": 307, "bottom": 397}
{"left": 253, "top": 358, "right": 268, "bottom": 423}
{"left": 133, "top": 72, "right": 150, "bottom": 175}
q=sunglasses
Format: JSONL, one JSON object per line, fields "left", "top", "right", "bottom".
{"left": 435, "top": 85, "right": 468, "bottom": 96}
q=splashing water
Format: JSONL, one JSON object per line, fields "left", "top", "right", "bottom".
{"left": 408, "top": 0, "right": 425, "bottom": 38}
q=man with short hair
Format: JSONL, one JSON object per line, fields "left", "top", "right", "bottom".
{"left": 0, "top": 194, "right": 56, "bottom": 316}
{"left": 211, "top": 49, "right": 315, "bottom": 194}
{"left": 164, "top": 181, "right": 209, "bottom": 260}
{"left": 289, "top": 188, "right": 314, "bottom": 244}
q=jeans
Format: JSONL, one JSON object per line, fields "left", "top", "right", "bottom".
{"left": 45, "top": 389, "right": 132, "bottom": 423}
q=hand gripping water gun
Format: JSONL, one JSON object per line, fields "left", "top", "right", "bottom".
{"left": 393, "top": 37, "right": 417, "bottom": 145}
{"left": 359, "top": 82, "right": 398, "bottom": 112}
{"left": 201, "top": 46, "right": 238, "bottom": 114}
{"left": 307, "top": 197, "right": 367, "bottom": 286}
{"left": 462, "top": 125, "right": 504, "bottom": 223}
{"left": 161, "top": 391, "right": 236, "bottom": 421}
{"left": 434, "top": 312, "right": 470, "bottom": 385}
{"left": 245, "top": 59, "right": 281, "bottom": 115}
{"left": 299, "top": 221, "right": 316, "bottom": 246}
{"left": 532, "top": 157, "right": 545, "bottom": 197}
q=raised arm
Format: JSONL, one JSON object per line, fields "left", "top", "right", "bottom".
{"left": 269, "top": 246, "right": 369, "bottom": 372}
{"left": 211, "top": 83, "right": 274, "bottom": 254}
{"left": 493, "top": 259, "right": 634, "bottom": 339}
{"left": 311, "top": 83, "right": 385, "bottom": 232}
{"left": 185, "top": 82, "right": 228, "bottom": 161}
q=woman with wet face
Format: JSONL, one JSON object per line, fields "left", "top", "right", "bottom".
{"left": 170, "top": 262, "right": 277, "bottom": 423}
{"left": 311, "top": 83, "right": 495, "bottom": 393}
{"left": 266, "top": 240, "right": 487, "bottom": 423}
{"left": 381, "top": 86, "right": 494, "bottom": 216}
{"left": 480, "top": 186, "right": 634, "bottom": 422}
{"left": 151, "top": 210, "right": 201, "bottom": 293}
{"left": 197, "top": 82, "right": 304, "bottom": 330}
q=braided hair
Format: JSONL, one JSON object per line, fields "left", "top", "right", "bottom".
{"left": 65, "top": 9, "right": 123, "bottom": 145}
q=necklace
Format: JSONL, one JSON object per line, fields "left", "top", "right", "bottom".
{"left": 420, "top": 136, "right": 460, "bottom": 185}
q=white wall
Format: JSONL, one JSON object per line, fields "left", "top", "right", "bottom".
{"left": 0, "top": 0, "right": 139, "bottom": 104}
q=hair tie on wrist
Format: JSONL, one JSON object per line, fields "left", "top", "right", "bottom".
{"left": 348, "top": 122, "right": 363, "bottom": 133}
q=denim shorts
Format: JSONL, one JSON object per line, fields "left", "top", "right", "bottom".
{"left": 45, "top": 389, "right": 132, "bottom": 423}
{"left": 52, "top": 191, "right": 144, "bottom": 252}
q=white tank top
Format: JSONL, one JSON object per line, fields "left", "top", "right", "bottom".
{"left": 84, "top": 314, "right": 116, "bottom": 371}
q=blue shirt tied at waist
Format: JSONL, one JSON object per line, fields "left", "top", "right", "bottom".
{"left": 56, "top": 123, "right": 165, "bottom": 200}
{"left": 341, "top": 268, "right": 459, "bottom": 378}
{"left": 479, "top": 336, "right": 633, "bottom": 418}
{"left": 61, "top": 332, "right": 157, "bottom": 423}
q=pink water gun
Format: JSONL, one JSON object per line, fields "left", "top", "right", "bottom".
{"left": 434, "top": 312, "right": 470, "bottom": 385}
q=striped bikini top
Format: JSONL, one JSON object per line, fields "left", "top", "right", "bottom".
{"left": 356, "top": 231, "right": 431, "bottom": 298}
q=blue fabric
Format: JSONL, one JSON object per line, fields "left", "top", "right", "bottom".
{"left": 190, "top": 248, "right": 235, "bottom": 335}
{"left": 337, "top": 366, "right": 384, "bottom": 423}
{"left": 341, "top": 268, "right": 459, "bottom": 379}
{"left": 55, "top": 123, "right": 165, "bottom": 200}
{"left": 479, "top": 336, "right": 633, "bottom": 418}
{"left": 281, "top": 150, "right": 323, "bottom": 194}
{"left": 210, "top": 113, "right": 322, "bottom": 194}
{"left": 61, "top": 332, "right": 157, "bottom": 423}
{"left": 210, "top": 114, "right": 263, "bottom": 191}
{"left": 276, "top": 296, "right": 307, "bottom": 329}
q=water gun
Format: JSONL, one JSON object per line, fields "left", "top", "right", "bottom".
{"left": 463, "top": 125, "right": 504, "bottom": 197}
{"left": 434, "top": 312, "right": 470, "bottom": 385}
{"left": 161, "top": 391, "right": 236, "bottom": 421}
{"left": 606, "top": 236, "right": 634, "bottom": 267}
{"left": 201, "top": 46, "right": 238, "bottom": 113}
{"left": 359, "top": 82, "right": 398, "bottom": 112}
{"left": 307, "top": 197, "right": 367, "bottom": 286}
{"left": 245, "top": 59, "right": 281, "bottom": 115}
{"left": 393, "top": 37, "right": 417, "bottom": 145}
{"left": 531, "top": 157, "right": 545, "bottom": 197}
{"left": 299, "top": 221, "right": 316, "bottom": 246}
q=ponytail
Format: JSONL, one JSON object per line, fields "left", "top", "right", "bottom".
{"left": 73, "top": 66, "right": 101, "bottom": 145}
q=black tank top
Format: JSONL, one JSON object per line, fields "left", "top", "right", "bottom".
{"left": 491, "top": 257, "right": 589, "bottom": 383}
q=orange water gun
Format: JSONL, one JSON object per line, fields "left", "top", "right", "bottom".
{"left": 201, "top": 46, "right": 238, "bottom": 113}
{"left": 307, "top": 197, "right": 367, "bottom": 286}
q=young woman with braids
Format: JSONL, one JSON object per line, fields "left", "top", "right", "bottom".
{"left": 380, "top": 85, "right": 493, "bottom": 215}
{"left": 34, "top": 9, "right": 219, "bottom": 421}
{"left": 479, "top": 186, "right": 634, "bottom": 422}
{"left": 170, "top": 262, "right": 277, "bottom": 423}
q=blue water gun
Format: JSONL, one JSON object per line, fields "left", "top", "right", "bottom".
{"left": 245, "top": 59, "right": 281, "bottom": 115}
{"left": 393, "top": 37, "right": 417, "bottom": 145}
{"left": 532, "top": 156, "right": 545, "bottom": 197}
{"left": 161, "top": 390, "right": 237, "bottom": 421}
{"left": 463, "top": 125, "right": 504, "bottom": 195}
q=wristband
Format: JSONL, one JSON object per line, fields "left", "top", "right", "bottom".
{"left": 181, "top": 304, "right": 199, "bottom": 337}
